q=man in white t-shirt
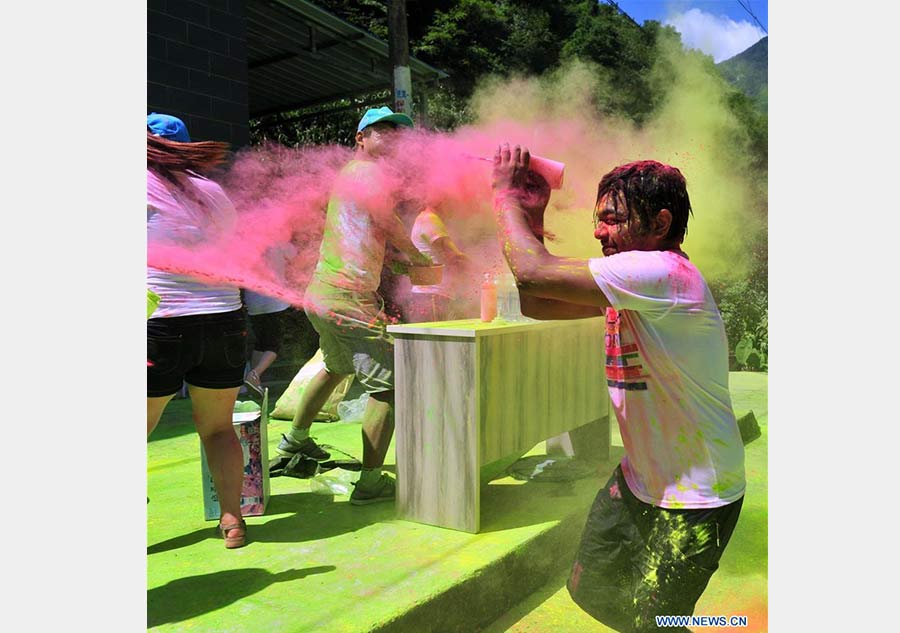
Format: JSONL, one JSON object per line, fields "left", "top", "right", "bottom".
{"left": 404, "top": 206, "right": 471, "bottom": 322}
{"left": 491, "top": 144, "right": 745, "bottom": 632}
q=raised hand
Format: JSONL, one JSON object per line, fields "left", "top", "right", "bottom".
{"left": 492, "top": 143, "right": 530, "bottom": 192}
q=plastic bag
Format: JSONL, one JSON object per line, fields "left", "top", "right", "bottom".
{"left": 336, "top": 393, "right": 369, "bottom": 424}
{"left": 309, "top": 468, "right": 358, "bottom": 496}
{"left": 233, "top": 400, "right": 261, "bottom": 414}
{"left": 506, "top": 455, "right": 596, "bottom": 482}
{"left": 270, "top": 349, "right": 354, "bottom": 420}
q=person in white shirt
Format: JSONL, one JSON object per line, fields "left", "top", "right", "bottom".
{"left": 492, "top": 144, "right": 745, "bottom": 632}
{"left": 403, "top": 206, "right": 471, "bottom": 322}
{"left": 146, "top": 115, "right": 249, "bottom": 549}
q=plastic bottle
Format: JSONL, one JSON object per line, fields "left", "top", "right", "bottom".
{"left": 495, "top": 272, "right": 513, "bottom": 321}
{"left": 507, "top": 280, "right": 522, "bottom": 320}
{"left": 480, "top": 273, "right": 497, "bottom": 322}
{"left": 495, "top": 271, "right": 525, "bottom": 322}
{"left": 493, "top": 277, "right": 505, "bottom": 322}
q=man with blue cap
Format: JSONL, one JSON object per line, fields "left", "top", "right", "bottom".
{"left": 277, "top": 106, "right": 432, "bottom": 506}
{"left": 355, "top": 106, "right": 415, "bottom": 134}
{"left": 147, "top": 112, "right": 191, "bottom": 142}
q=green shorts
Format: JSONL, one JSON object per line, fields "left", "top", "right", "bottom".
{"left": 304, "top": 280, "right": 394, "bottom": 394}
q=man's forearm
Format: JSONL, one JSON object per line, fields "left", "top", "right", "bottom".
{"left": 494, "top": 190, "right": 552, "bottom": 282}
{"left": 520, "top": 294, "right": 604, "bottom": 320}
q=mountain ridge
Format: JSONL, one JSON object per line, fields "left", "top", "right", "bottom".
{"left": 717, "top": 36, "right": 767, "bottom": 112}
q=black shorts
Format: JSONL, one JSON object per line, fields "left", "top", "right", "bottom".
{"left": 249, "top": 309, "right": 286, "bottom": 354}
{"left": 147, "top": 309, "right": 249, "bottom": 397}
{"left": 567, "top": 464, "right": 743, "bottom": 633}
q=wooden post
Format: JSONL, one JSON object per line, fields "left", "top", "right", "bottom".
{"left": 388, "top": 0, "right": 413, "bottom": 116}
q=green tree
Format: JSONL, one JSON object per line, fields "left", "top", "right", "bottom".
{"left": 415, "top": 0, "right": 511, "bottom": 96}
{"left": 414, "top": 0, "right": 582, "bottom": 97}
{"left": 560, "top": 2, "right": 657, "bottom": 122}
{"left": 709, "top": 234, "right": 768, "bottom": 371}
{"left": 313, "top": 0, "right": 390, "bottom": 38}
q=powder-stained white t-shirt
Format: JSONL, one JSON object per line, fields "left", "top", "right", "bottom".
{"left": 313, "top": 160, "right": 387, "bottom": 293}
{"left": 146, "top": 169, "right": 242, "bottom": 318}
{"left": 410, "top": 209, "right": 450, "bottom": 297}
{"left": 589, "top": 250, "right": 745, "bottom": 509}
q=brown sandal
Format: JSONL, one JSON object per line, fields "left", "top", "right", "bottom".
{"left": 218, "top": 518, "right": 247, "bottom": 549}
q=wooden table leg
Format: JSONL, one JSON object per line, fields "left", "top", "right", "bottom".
{"left": 395, "top": 336, "right": 481, "bottom": 532}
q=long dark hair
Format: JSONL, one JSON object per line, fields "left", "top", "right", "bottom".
{"left": 147, "top": 131, "right": 230, "bottom": 183}
{"left": 596, "top": 160, "right": 693, "bottom": 242}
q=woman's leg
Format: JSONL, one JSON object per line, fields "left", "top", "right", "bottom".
{"left": 188, "top": 385, "right": 244, "bottom": 539}
{"left": 147, "top": 394, "right": 176, "bottom": 437}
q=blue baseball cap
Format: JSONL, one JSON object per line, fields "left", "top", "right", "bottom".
{"left": 147, "top": 112, "right": 191, "bottom": 142}
{"left": 356, "top": 106, "right": 414, "bottom": 133}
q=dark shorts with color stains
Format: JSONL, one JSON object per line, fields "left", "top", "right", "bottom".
{"left": 567, "top": 464, "right": 743, "bottom": 633}
{"left": 147, "top": 308, "right": 249, "bottom": 397}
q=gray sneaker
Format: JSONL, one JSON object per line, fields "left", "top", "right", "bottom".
{"left": 276, "top": 433, "right": 331, "bottom": 461}
{"left": 349, "top": 473, "right": 396, "bottom": 505}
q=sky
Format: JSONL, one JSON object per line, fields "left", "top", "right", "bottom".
{"left": 613, "top": 0, "right": 768, "bottom": 62}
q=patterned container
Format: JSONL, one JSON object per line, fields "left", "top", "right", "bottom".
{"left": 201, "top": 389, "right": 270, "bottom": 520}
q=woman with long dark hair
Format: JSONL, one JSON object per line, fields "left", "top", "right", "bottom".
{"left": 146, "top": 116, "right": 248, "bottom": 548}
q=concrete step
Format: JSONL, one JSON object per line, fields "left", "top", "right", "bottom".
{"left": 371, "top": 495, "right": 590, "bottom": 633}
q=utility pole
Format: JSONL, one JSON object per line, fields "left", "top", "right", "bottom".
{"left": 388, "top": 0, "right": 412, "bottom": 116}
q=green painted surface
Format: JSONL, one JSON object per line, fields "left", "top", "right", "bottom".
{"left": 148, "top": 404, "right": 617, "bottom": 632}
{"left": 148, "top": 372, "right": 767, "bottom": 632}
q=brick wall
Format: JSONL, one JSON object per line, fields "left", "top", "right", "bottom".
{"left": 147, "top": 0, "right": 249, "bottom": 148}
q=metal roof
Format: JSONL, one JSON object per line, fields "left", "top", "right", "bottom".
{"left": 246, "top": 0, "right": 448, "bottom": 118}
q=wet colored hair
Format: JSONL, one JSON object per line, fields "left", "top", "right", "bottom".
{"left": 596, "top": 160, "right": 693, "bottom": 241}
